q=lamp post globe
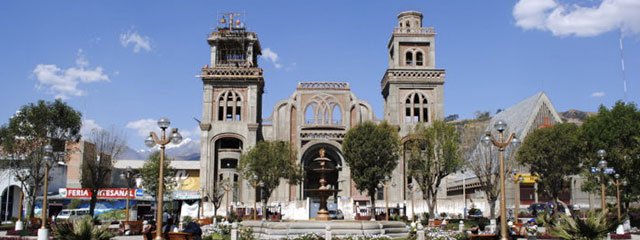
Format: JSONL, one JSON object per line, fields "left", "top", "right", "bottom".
{"left": 157, "top": 117, "right": 171, "bottom": 130}
{"left": 145, "top": 135, "right": 156, "bottom": 148}
{"left": 171, "top": 131, "right": 183, "bottom": 144}
{"left": 597, "top": 149, "right": 606, "bottom": 159}
{"left": 481, "top": 135, "right": 491, "bottom": 146}
{"left": 494, "top": 120, "right": 507, "bottom": 132}
{"left": 510, "top": 137, "right": 521, "bottom": 147}
{"left": 43, "top": 144, "right": 53, "bottom": 154}
{"left": 598, "top": 160, "right": 608, "bottom": 170}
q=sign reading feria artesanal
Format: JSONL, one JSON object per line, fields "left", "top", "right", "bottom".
{"left": 59, "top": 188, "right": 141, "bottom": 199}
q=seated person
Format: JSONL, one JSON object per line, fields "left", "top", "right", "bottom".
{"left": 143, "top": 220, "right": 155, "bottom": 240}
{"left": 469, "top": 225, "right": 480, "bottom": 234}
{"left": 183, "top": 221, "right": 203, "bottom": 240}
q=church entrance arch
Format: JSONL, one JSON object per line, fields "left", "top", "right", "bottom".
{"left": 210, "top": 134, "right": 244, "bottom": 203}
{"left": 301, "top": 143, "right": 343, "bottom": 200}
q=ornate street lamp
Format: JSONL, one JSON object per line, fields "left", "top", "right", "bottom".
{"left": 377, "top": 176, "right": 395, "bottom": 221}
{"left": 247, "top": 174, "right": 260, "bottom": 220}
{"left": 120, "top": 166, "right": 138, "bottom": 221}
{"left": 481, "top": 120, "right": 520, "bottom": 240}
{"left": 595, "top": 149, "right": 608, "bottom": 213}
{"left": 144, "top": 117, "right": 183, "bottom": 240}
{"left": 612, "top": 173, "right": 627, "bottom": 221}
{"left": 38, "top": 144, "right": 66, "bottom": 240}
{"left": 511, "top": 170, "right": 524, "bottom": 223}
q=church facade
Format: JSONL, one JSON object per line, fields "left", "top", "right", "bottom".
{"left": 198, "top": 11, "right": 445, "bottom": 216}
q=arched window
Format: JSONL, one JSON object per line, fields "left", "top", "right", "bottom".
{"left": 404, "top": 92, "right": 429, "bottom": 123}
{"left": 405, "top": 51, "right": 413, "bottom": 66}
{"left": 305, "top": 103, "right": 317, "bottom": 124}
{"left": 305, "top": 94, "right": 343, "bottom": 126}
{"left": 218, "top": 91, "right": 242, "bottom": 121}
{"left": 405, "top": 21, "right": 411, "bottom": 32}
{"left": 416, "top": 52, "right": 424, "bottom": 66}
{"left": 331, "top": 105, "right": 342, "bottom": 125}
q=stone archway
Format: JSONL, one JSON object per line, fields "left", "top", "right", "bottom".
{"left": 300, "top": 143, "right": 343, "bottom": 200}
{"left": 0, "top": 185, "right": 21, "bottom": 222}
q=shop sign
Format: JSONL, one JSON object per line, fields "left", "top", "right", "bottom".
{"left": 59, "top": 188, "right": 140, "bottom": 199}
{"left": 173, "top": 190, "right": 201, "bottom": 200}
{"left": 516, "top": 174, "right": 538, "bottom": 184}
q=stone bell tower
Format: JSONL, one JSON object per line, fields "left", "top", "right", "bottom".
{"left": 199, "top": 13, "right": 264, "bottom": 202}
{"left": 381, "top": 11, "right": 445, "bottom": 135}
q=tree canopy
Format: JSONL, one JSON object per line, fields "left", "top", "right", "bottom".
{"left": 239, "top": 140, "right": 301, "bottom": 202}
{"left": 342, "top": 121, "right": 400, "bottom": 207}
{"left": 517, "top": 123, "right": 583, "bottom": 210}
{"left": 0, "top": 99, "right": 82, "bottom": 218}
{"left": 140, "top": 151, "right": 176, "bottom": 199}
{"left": 407, "top": 120, "right": 463, "bottom": 218}
{"left": 580, "top": 101, "right": 640, "bottom": 207}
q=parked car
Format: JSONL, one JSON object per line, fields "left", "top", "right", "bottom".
{"left": 528, "top": 202, "right": 571, "bottom": 216}
{"left": 468, "top": 208, "right": 483, "bottom": 218}
{"left": 329, "top": 209, "right": 344, "bottom": 220}
{"left": 56, "top": 208, "right": 91, "bottom": 221}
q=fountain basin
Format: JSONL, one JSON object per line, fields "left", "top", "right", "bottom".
{"left": 242, "top": 220, "right": 409, "bottom": 239}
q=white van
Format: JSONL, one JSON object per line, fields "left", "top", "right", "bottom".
{"left": 56, "top": 208, "right": 91, "bottom": 221}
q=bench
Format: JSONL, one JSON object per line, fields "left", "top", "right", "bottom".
{"left": 167, "top": 232, "right": 194, "bottom": 240}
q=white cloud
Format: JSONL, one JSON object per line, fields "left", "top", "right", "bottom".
{"left": 125, "top": 119, "right": 158, "bottom": 137}
{"left": 179, "top": 125, "right": 201, "bottom": 139}
{"left": 120, "top": 29, "right": 152, "bottom": 53}
{"left": 513, "top": 0, "right": 640, "bottom": 37}
{"left": 81, "top": 118, "right": 103, "bottom": 137}
{"left": 261, "top": 48, "right": 283, "bottom": 69}
{"left": 591, "top": 91, "right": 606, "bottom": 97}
{"left": 33, "top": 49, "right": 109, "bottom": 99}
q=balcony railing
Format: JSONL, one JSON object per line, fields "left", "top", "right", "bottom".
{"left": 393, "top": 27, "right": 435, "bottom": 34}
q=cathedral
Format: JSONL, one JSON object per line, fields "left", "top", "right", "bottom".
{"left": 198, "top": 11, "right": 445, "bottom": 218}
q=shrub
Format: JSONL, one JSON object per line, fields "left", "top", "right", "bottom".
{"left": 52, "top": 216, "right": 115, "bottom": 240}
{"left": 548, "top": 210, "right": 619, "bottom": 240}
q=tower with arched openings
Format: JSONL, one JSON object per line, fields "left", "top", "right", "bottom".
{"left": 199, "top": 13, "right": 264, "bottom": 206}
{"left": 381, "top": 11, "right": 446, "bottom": 203}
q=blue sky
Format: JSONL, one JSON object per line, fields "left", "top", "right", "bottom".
{"left": 1, "top": 0, "right": 639, "bottom": 150}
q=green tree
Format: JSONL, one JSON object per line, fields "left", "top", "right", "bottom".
{"left": 0, "top": 99, "right": 82, "bottom": 218}
{"left": 581, "top": 101, "right": 640, "bottom": 211}
{"left": 406, "top": 120, "right": 463, "bottom": 218}
{"left": 239, "top": 140, "right": 301, "bottom": 203}
{"left": 517, "top": 123, "right": 583, "bottom": 211}
{"left": 140, "top": 151, "right": 176, "bottom": 199}
{"left": 342, "top": 121, "right": 400, "bottom": 210}
{"left": 80, "top": 128, "right": 127, "bottom": 216}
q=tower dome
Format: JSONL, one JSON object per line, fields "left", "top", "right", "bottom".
{"left": 397, "top": 11, "right": 423, "bottom": 29}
